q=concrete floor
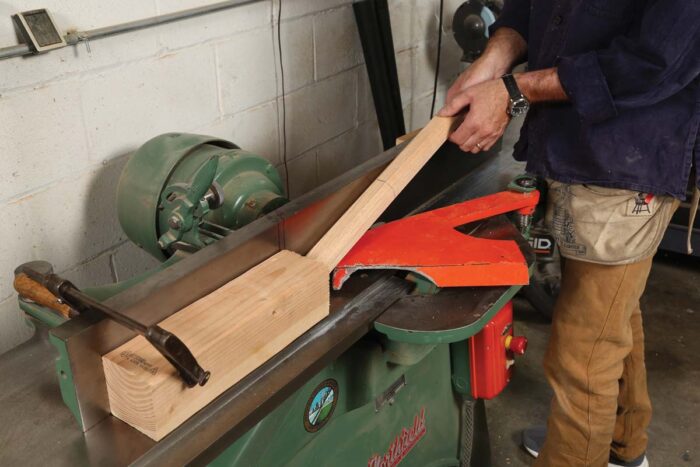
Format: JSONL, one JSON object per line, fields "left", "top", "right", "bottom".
{"left": 486, "top": 252, "right": 700, "bottom": 466}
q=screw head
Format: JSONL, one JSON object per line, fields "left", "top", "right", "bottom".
{"left": 516, "top": 177, "right": 536, "bottom": 188}
{"left": 168, "top": 216, "right": 182, "bottom": 229}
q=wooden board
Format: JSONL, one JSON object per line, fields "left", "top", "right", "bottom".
{"left": 308, "top": 116, "right": 457, "bottom": 271}
{"left": 395, "top": 127, "right": 422, "bottom": 145}
{"left": 102, "top": 251, "right": 329, "bottom": 440}
{"left": 102, "top": 116, "right": 455, "bottom": 440}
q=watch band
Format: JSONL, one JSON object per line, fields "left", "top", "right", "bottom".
{"left": 501, "top": 74, "right": 524, "bottom": 100}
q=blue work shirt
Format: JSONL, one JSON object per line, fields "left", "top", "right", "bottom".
{"left": 491, "top": 0, "right": 700, "bottom": 198}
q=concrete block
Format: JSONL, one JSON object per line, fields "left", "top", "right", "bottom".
{"left": 0, "top": 200, "right": 35, "bottom": 301}
{"left": 112, "top": 241, "right": 161, "bottom": 282}
{"left": 0, "top": 30, "right": 162, "bottom": 92}
{"left": 285, "top": 150, "right": 318, "bottom": 199}
{"left": 280, "top": 0, "right": 352, "bottom": 20}
{"left": 388, "top": 0, "right": 414, "bottom": 53}
{"left": 408, "top": 91, "right": 435, "bottom": 131}
{"left": 0, "top": 1, "right": 160, "bottom": 91}
{"left": 0, "top": 82, "right": 89, "bottom": 202}
{"left": 276, "top": 16, "right": 315, "bottom": 92}
{"left": 410, "top": 0, "right": 441, "bottom": 46}
{"left": 56, "top": 0, "right": 157, "bottom": 32}
{"left": 0, "top": 297, "right": 34, "bottom": 357}
{"left": 437, "top": 35, "right": 467, "bottom": 89}
{"left": 4, "top": 156, "right": 129, "bottom": 301}
{"left": 314, "top": 6, "right": 363, "bottom": 80}
{"left": 419, "top": 43, "right": 440, "bottom": 97}
{"left": 82, "top": 46, "right": 219, "bottom": 162}
{"left": 410, "top": 42, "right": 443, "bottom": 99}
{"left": 316, "top": 121, "right": 382, "bottom": 184}
{"left": 218, "top": 27, "right": 278, "bottom": 115}
{"left": 396, "top": 47, "right": 416, "bottom": 105}
{"left": 156, "top": 0, "right": 271, "bottom": 51}
{"left": 403, "top": 104, "right": 413, "bottom": 133}
{"left": 60, "top": 253, "right": 115, "bottom": 288}
{"left": 197, "top": 100, "right": 281, "bottom": 165}
{"left": 389, "top": 0, "right": 439, "bottom": 52}
{"left": 356, "top": 120, "right": 384, "bottom": 161}
{"left": 284, "top": 70, "right": 356, "bottom": 157}
{"left": 435, "top": 88, "right": 448, "bottom": 113}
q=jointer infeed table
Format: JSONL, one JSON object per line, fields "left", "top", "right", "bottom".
{"left": 0, "top": 138, "right": 531, "bottom": 466}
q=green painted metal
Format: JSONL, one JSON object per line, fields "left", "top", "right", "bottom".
{"left": 157, "top": 156, "right": 221, "bottom": 251}
{"left": 211, "top": 339, "right": 463, "bottom": 467}
{"left": 205, "top": 150, "right": 287, "bottom": 230}
{"left": 117, "top": 133, "right": 285, "bottom": 260}
{"left": 117, "top": 133, "right": 237, "bottom": 260}
{"left": 382, "top": 339, "right": 436, "bottom": 366}
{"left": 157, "top": 147, "right": 287, "bottom": 248}
{"left": 20, "top": 302, "right": 67, "bottom": 328}
{"left": 373, "top": 284, "right": 526, "bottom": 344}
{"left": 48, "top": 332, "right": 82, "bottom": 429}
{"left": 407, "top": 273, "right": 440, "bottom": 295}
{"left": 507, "top": 174, "right": 537, "bottom": 193}
{"left": 449, "top": 341, "right": 472, "bottom": 395}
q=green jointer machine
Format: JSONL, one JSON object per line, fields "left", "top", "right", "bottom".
{"left": 4, "top": 132, "right": 537, "bottom": 466}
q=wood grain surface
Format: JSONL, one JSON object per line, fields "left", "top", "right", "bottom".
{"left": 103, "top": 251, "right": 329, "bottom": 440}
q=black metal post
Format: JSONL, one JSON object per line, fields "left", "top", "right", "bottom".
{"left": 353, "top": 0, "right": 406, "bottom": 150}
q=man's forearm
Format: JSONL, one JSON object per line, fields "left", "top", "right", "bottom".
{"left": 479, "top": 28, "right": 528, "bottom": 76}
{"left": 515, "top": 68, "right": 569, "bottom": 103}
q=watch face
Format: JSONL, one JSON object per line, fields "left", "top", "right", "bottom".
{"left": 510, "top": 98, "right": 530, "bottom": 117}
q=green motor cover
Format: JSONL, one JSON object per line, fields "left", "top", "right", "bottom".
{"left": 117, "top": 133, "right": 286, "bottom": 260}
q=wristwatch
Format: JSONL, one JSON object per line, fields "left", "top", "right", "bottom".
{"left": 502, "top": 74, "right": 530, "bottom": 117}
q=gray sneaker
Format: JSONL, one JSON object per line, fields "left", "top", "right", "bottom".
{"left": 522, "top": 426, "right": 546, "bottom": 459}
{"left": 521, "top": 426, "right": 649, "bottom": 467}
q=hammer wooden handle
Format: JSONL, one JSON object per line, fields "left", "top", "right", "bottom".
{"left": 13, "top": 273, "right": 73, "bottom": 319}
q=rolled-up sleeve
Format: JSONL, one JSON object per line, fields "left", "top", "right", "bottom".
{"left": 557, "top": 0, "right": 700, "bottom": 123}
{"left": 489, "top": 0, "right": 530, "bottom": 42}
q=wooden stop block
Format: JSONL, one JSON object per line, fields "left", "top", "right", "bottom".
{"left": 102, "top": 250, "right": 329, "bottom": 440}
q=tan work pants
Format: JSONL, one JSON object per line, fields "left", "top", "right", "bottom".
{"left": 534, "top": 183, "right": 678, "bottom": 466}
{"left": 534, "top": 258, "right": 653, "bottom": 466}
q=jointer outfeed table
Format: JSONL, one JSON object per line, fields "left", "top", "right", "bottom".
{"left": 0, "top": 136, "right": 533, "bottom": 466}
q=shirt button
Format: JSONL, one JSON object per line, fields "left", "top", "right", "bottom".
{"left": 553, "top": 15, "right": 564, "bottom": 25}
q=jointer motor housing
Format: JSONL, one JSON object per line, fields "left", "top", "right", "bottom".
{"left": 117, "top": 132, "right": 287, "bottom": 260}
{"left": 13, "top": 132, "right": 537, "bottom": 466}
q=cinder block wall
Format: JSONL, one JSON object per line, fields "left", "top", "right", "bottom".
{"left": 0, "top": 0, "right": 465, "bottom": 354}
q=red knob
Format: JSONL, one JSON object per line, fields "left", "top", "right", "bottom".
{"left": 507, "top": 336, "right": 528, "bottom": 355}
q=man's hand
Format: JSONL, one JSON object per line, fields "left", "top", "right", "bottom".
{"left": 446, "top": 28, "right": 528, "bottom": 104}
{"left": 445, "top": 58, "right": 503, "bottom": 105}
{"left": 439, "top": 78, "right": 510, "bottom": 153}
{"left": 440, "top": 27, "right": 527, "bottom": 153}
{"left": 440, "top": 69, "right": 569, "bottom": 154}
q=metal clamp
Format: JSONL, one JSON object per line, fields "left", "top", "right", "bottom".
{"left": 14, "top": 261, "right": 210, "bottom": 388}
